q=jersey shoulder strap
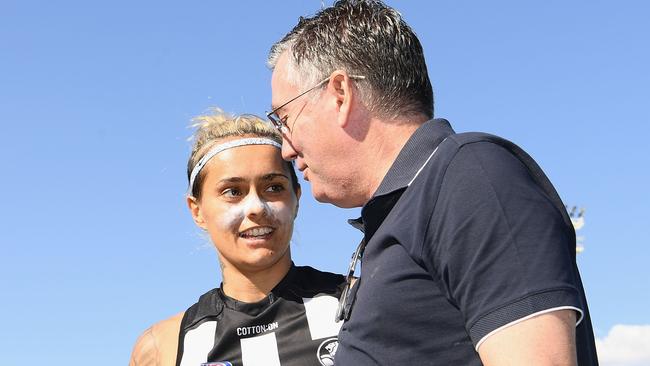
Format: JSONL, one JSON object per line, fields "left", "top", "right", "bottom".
{"left": 282, "top": 265, "right": 346, "bottom": 299}
{"left": 175, "top": 288, "right": 224, "bottom": 366}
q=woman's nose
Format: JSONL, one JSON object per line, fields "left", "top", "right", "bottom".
{"left": 244, "top": 193, "right": 268, "bottom": 218}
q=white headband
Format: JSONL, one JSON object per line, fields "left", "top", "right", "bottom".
{"left": 188, "top": 137, "right": 282, "bottom": 195}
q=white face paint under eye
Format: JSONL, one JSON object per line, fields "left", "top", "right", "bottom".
{"left": 219, "top": 204, "right": 245, "bottom": 230}
{"left": 217, "top": 192, "right": 294, "bottom": 232}
{"left": 265, "top": 200, "right": 294, "bottom": 226}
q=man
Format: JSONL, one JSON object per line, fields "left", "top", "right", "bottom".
{"left": 267, "top": 1, "right": 598, "bottom": 365}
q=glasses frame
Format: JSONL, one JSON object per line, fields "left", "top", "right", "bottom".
{"left": 335, "top": 238, "right": 366, "bottom": 322}
{"left": 267, "top": 75, "right": 366, "bottom": 134}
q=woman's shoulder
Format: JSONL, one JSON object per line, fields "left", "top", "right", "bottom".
{"left": 288, "top": 265, "right": 346, "bottom": 296}
{"left": 294, "top": 265, "right": 345, "bottom": 281}
{"left": 129, "top": 312, "right": 184, "bottom": 366}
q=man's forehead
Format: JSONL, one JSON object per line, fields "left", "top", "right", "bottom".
{"left": 271, "top": 52, "right": 290, "bottom": 84}
{"left": 270, "top": 55, "right": 299, "bottom": 108}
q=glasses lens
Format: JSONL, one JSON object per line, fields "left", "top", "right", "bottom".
{"left": 267, "top": 113, "right": 280, "bottom": 129}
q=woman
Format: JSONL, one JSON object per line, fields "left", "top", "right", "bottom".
{"left": 129, "top": 110, "right": 345, "bottom": 366}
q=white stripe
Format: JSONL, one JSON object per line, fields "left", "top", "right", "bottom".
{"left": 241, "top": 332, "right": 281, "bottom": 366}
{"left": 407, "top": 140, "right": 445, "bottom": 186}
{"left": 179, "top": 320, "right": 217, "bottom": 366}
{"left": 303, "top": 295, "right": 343, "bottom": 340}
{"left": 475, "top": 306, "right": 584, "bottom": 350}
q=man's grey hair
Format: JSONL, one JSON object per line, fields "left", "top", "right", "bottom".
{"left": 268, "top": 0, "right": 434, "bottom": 119}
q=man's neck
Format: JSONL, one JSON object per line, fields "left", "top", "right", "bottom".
{"left": 360, "top": 114, "right": 429, "bottom": 203}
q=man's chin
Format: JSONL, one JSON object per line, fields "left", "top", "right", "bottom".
{"left": 311, "top": 184, "right": 363, "bottom": 209}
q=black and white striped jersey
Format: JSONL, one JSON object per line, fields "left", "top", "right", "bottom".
{"left": 176, "top": 265, "right": 346, "bottom": 366}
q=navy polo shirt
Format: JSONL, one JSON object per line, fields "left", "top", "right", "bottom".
{"left": 335, "top": 119, "right": 598, "bottom": 365}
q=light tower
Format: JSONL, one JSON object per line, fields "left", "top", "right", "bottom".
{"left": 567, "top": 206, "right": 585, "bottom": 253}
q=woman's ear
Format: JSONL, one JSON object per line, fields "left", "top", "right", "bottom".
{"left": 187, "top": 195, "right": 208, "bottom": 230}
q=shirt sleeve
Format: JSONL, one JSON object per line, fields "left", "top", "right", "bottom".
{"left": 421, "top": 140, "right": 584, "bottom": 348}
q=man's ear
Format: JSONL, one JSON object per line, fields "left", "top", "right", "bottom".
{"left": 187, "top": 195, "right": 208, "bottom": 230}
{"left": 327, "top": 70, "right": 356, "bottom": 128}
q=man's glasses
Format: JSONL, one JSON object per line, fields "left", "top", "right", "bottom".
{"left": 335, "top": 238, "right": 366, "bottom": 322}
{"left": 267, "top": 75, "right": 366, "bottom": 134}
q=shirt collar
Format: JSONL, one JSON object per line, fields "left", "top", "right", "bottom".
{"left": 349, "top": 118, "right": 455, "bottom": 236}
{"left": 373, "top": 118, "right": 455, "bottom": 197}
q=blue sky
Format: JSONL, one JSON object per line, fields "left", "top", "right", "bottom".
{"left": 1, "top": 1, "right": 648, "bottom": 364}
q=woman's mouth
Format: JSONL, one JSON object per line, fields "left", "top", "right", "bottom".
{"left": 239, "top": 226, "right": 275, "bottom": 239}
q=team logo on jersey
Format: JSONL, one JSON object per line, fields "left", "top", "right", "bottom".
{"left": 317, "top": 337, "right": 339, "bottom": 366}
{"left": 201, "top": 362, "right": 232, "bottom": 366}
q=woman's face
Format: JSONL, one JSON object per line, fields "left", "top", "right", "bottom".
{"left": 189, "top": 142, "right": 300, "bottom": 274}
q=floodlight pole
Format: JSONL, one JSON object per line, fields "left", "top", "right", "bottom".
{"left": 567, "top": 206, "right": 586, "bottom": 253}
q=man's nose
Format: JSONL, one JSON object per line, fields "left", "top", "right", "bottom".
{"left": 281, "top": 136, "right": 298, "bottom": 162}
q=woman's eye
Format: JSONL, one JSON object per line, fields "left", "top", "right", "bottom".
{"left": 266, "top": 184, "right": 285, "bottom": 193}
{"left": 222, "top": 188, "right": 242, "bottom": 198}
